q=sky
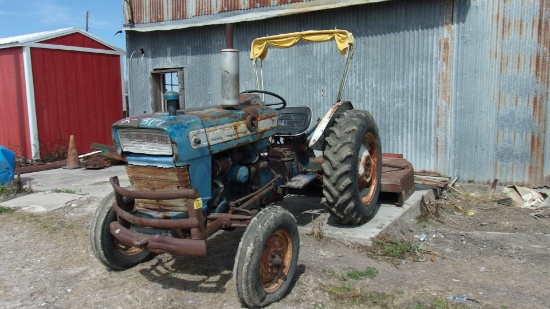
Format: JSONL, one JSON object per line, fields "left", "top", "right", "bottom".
{"left": 0, "top": 0, "right": 125, "bottom": 50}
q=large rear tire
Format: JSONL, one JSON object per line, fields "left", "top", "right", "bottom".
{"left": 90, "top": 192, "right": 155, "bottom": 270}
{"left": 322, "top": 109, "right": 382, "bottom": 225}
{"left": 234, "top": 207, "right": 299, "bottom": 308}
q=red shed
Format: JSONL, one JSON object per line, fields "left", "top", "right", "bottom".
{"left": 0, "top": 28, "right": 125, "bottom": 160}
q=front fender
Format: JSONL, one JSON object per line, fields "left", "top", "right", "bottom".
{"left": 308, "top": 101, "right": 354, "bottom": 150}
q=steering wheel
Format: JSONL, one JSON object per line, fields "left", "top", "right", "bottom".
{"left": 240, "top": 90, "right": 287, "bottom": 110}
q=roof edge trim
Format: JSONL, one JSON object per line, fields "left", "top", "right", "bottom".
{"left": 123, "top": 0, "right": 389, "bottom": 32}
{"left": 0, "top": 28, "right": 125, "bottom": 53}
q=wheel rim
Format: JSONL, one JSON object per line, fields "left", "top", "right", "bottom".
{"left": 357, "top": 132, "right": 380, "bottom": 204}
{"left": 114, "top": 237, "right": 144, "bottom": 256}
{"left": 259, "top": 229, "right": 293, "bottom": 293}
{"left": 112, "top": 204, "right": 145, "bottom": 256}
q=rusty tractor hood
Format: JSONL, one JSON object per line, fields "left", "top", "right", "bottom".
{"left": 112, "top": 103, "right": 279, "bottom": 165}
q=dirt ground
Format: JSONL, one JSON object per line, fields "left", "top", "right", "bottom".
{"left": 0, "top": 185, "right": 549, "bottom": 309}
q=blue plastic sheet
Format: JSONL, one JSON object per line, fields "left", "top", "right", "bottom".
{"left": 0, "top": 146, "right": 16, "bottom": 185}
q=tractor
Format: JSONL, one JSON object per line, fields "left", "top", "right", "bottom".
{"left": 90, "top": 26, "right": 382, "bottom": 308}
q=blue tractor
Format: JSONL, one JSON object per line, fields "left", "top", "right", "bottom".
{"left": 90, "top": 27, "right": 382, "bottom": 308}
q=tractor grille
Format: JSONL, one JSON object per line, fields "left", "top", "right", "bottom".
{"left": 126, "top": 165, "right": 191, "bottom": 211}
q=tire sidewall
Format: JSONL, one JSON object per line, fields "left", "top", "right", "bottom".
{"left": 235, "top": 207, "right": 300, "bottom": 308}
{"left": 322, "top": 109, "right": 382, "bottom": 224}
{"left": 351, "top": 113, "right": 382, "bottom": 219}
{"left": 90, "top": 192, "right": 153, "bottom": 270}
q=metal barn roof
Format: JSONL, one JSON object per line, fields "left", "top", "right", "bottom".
{"left": 0, "top": 27, "right": 124, "bottom": 54}
{"left": 123, "top": 0, "right": 390, "bottom": 32}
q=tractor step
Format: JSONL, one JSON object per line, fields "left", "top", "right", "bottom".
{"left": 281, "top": 174, "right": 318, "bottom": 189}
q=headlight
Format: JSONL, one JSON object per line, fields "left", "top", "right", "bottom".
{"left": 118, "top": 129, "right": 173, "bottom": 155}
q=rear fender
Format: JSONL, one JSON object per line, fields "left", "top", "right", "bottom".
{"left": 308, "top": 101, "right": 354, "bottom": 150}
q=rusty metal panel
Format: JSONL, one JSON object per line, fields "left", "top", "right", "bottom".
{"left": 148, "top": 0, "right": 165, "bottom": 23}
{"left": 123, "top": 0, "right": 389, "bottom": 27}
{"left": 195, "top": 0, "right": 215, "bottom": 16}
{"left": 125, "top": 0, "right": 550, "bottom": 186}
{"left": 171, "top": 0, "right": 189, "bottom": 19}
{"left": 128, "top": 0, "right": 146, "bottom": 24}
{"left": 126, "top": 0, "right": 445, "bottom": 175}
{"left": 451, "top": 0, "right": 549, "bottom": 186}
{"left": 220, "top": 0, "right": 243, "bottom": 12}
{"left": 250, "top": 0, "right": 275, "bottom": 9}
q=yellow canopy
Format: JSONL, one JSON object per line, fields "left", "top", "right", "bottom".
{"left": 250, "top": 30, "right": 354, "bottom": 61}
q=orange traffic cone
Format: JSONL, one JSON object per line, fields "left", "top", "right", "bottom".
{"left": 63, "top": 135, "right": 81, "bottom": 169}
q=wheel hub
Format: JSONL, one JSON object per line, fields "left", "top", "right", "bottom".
{"left": 357, "top": 133, "right": 380, "bottom": 204}
{"left": 259, "top": 229, "right": 292, "bottom": 293}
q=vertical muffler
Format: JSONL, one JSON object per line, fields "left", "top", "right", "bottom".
{"left": 221, "top": 24, "right": 239, "bottom": 108}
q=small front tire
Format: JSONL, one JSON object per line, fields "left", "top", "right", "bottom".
{"left": 90, "top": 191, "right": 155, "bottom": 270}
{"left": 234, "top": 207, "right": 300, "bottom": 308}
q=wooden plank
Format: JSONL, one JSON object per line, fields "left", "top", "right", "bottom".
{"left": 126, "top": 165, "right": 191, "bottom": 211}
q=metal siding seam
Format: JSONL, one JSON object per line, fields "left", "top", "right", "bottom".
{"left": 22, "top": 47, "right": 40, "bottom": 159}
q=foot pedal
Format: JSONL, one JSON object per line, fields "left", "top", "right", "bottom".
{"left": 281, "top": 174, "right": 317, "bottom": 189}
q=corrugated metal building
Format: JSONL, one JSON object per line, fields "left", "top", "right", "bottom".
{"left": 0, "top": 28, "right": 125, "bottom": 160}
{"left": 122, "top": 0, "right": 549, "bottom": 187}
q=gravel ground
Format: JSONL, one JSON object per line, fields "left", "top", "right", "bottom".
{"left": 0, "top": 184, "right": 549, "bottom": 308}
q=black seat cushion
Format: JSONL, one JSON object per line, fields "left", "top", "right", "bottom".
{"left": 276, "top": 106, "right": 312, "bottom": 136}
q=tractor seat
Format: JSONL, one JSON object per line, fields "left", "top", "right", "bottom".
{"left": 275, "top": 106, "right": 312, "bottom": 136}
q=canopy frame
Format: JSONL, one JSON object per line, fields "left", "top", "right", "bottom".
{"left": 250, "top": 30, "right": 355, "bottom": 103}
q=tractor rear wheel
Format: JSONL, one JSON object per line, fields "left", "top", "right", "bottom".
{"left": 322, "top": 109, "right": 382, "bottom": 225}
{"left": 90, "top": 191, "right": 155, "bottom": 270}
{"left": 234, "top": 207, "right": 299, "bottom": 308}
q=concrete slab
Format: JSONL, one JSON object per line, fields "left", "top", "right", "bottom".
{"left": 1, "top": 166, "right": 129, "bottom": 213}
{"left": 277, "top": 187, "right": 437, "bottom": 246}
{"left": 1, "top": 165, "right": 436, "bottom": 246}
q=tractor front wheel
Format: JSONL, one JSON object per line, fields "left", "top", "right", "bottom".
{"left": 90, "top": 191, "right": 155, "bottom": 270}
{"left": 322, "top": 109, "right": 382, "bottom": 225}
{"left": 234, "top": 207, "right": 299, "bottom": 308}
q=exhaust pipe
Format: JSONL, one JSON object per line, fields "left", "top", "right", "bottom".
{"left": 221, "top": 24, "right": 239, "bottom": 108}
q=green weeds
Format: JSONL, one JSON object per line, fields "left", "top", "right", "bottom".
{"left": 50, "top": 188, "right": 86, "bottom": 195}
{"left": 327, "top": 284, "right": 396, "bottom": 308}
{"left": 324, "top": 266, "right": 379, "bottom": 281}
{"left": 0, "top": 205, "right": 15, "bottom": 214}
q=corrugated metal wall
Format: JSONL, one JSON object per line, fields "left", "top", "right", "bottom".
{"left": 31, "top": 48, "right": 123, "bottom": 156}
{"left": 0, "top": 47, "right": 32, "bottom": 158}
{"left": 126, "top": 0, "right": 550, "bottom": 186}
{"left": 125, "top": 0, "right": 331, "bottom": 24}
{"left": 451, "top": 0, "right": 549, "bottom": 186}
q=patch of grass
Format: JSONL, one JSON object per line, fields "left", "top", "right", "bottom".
{"left": 344, "top": 267, "right": 379, "bottom": 280}
{"left": 64, "top": 222, "right": 75, "bottom": 229}
{"left": 322, "top": 268, "right": 337, "bottom": 278}
{"left": 0, "top": 176, "right": 33, "bottom": 199}
{"left": 16, "top": 212, "right": 74, "bottom": 230}
{"left": 0, "top": 205, "right": 15, "bottom": 214}
{"left": 406, "top": 297, "right": 469, "bottom": 309}
{"left": 324, "top": 266, "right": 379, "bottom": 281}
{"left": 432, "top": 297, "right": 450, "bottom": 308}
{"left": 306, "top": 214, "right": 325, "bottom": 241}
{"left": 367, "top": 233, "right": 424, "bottom": 263}
{"left": 0, "top": 183, "right": 18, "bottom": 196}
{"left": 384, "top": 242, "right": 417, "bottom": 259}
{"left": 327, "top": 284, "right": 395, "bottom": 308}
{"left": 50, "top": 188, "right": 86, "bottom": 195}
{"left": 19, "top": 213, "right": 54, "bottom": 229}
{"left": 416, "top": 219, "right": 432, "bottom": 227}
